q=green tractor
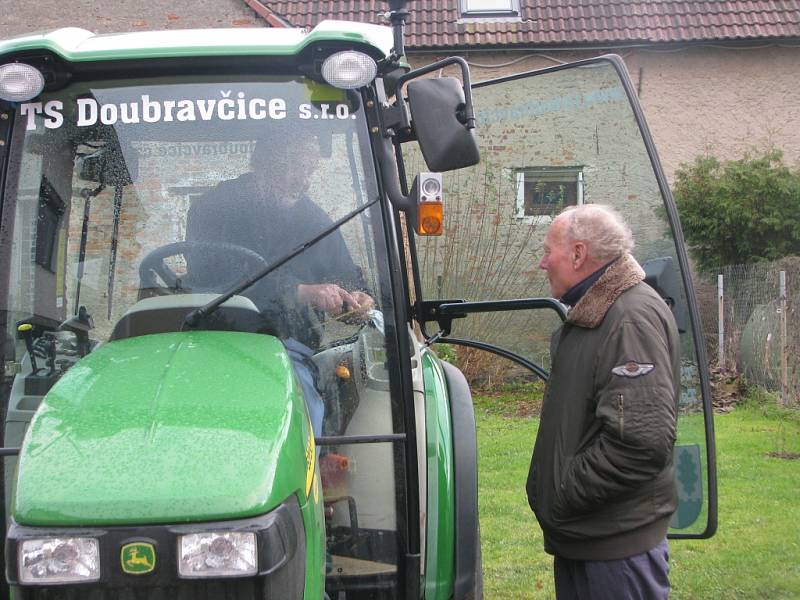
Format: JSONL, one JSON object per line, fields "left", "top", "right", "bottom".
{"left": 0, "top": 2, "right": 716, "bottom": 598}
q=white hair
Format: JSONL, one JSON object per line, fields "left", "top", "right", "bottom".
{"left": 559, "top": 204, "right": 634, "bottom": 263}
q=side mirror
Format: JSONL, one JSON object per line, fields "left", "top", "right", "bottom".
{"left": 406, "top": 77, "right": 480, "bottom": 172}
{"left": 78, "top": 142, "right": 137, "bottom": 187}
{"left": 59, "top": 306, "right": 95, "bottom": 357}
{"left": 642, "top": 256, "right": 688, "bottom": 333}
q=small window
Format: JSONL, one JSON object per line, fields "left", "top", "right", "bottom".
{"left": 514, "top": 167, "right": 583, "bottom": 223}
{"left": 460, "top": 0, "right": 520, "bottom": 17}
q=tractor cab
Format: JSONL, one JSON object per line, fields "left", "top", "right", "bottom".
{"left": 0, "top": 3, "right": 715, "bottom": 599}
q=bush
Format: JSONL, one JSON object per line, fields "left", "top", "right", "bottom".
{"left": 673, "top": 149, "right": 800, "bottom": 272}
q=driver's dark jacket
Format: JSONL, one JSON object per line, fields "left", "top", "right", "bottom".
{"left": 185, "top": 172, "right": 368, "bottom": 349}
{"left": 526, "top": 253, "right": 679, "bottom": 561}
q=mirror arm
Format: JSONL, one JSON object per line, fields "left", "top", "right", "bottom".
{"left": 381, "top": 101, "right": 412, "bottom": 141}
{"left": 377, "top": 134, "right": 412, "bottom": 211}
{"left": 374, "top": 81, "right": 413, "bottom": 211}
{"left": 390, "top": 56, "right": 476, "bottom": 129}
{"left": 386, "top": 3, "right": 410, "bottom": 64}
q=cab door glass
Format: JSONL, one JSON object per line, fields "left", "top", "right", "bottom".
{"left": 413, "top": 58, "right": 714, "bottom": 536}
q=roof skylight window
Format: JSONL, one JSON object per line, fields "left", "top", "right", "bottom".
{"left": 460, "top": 0, "right": 520, "bottom": 17}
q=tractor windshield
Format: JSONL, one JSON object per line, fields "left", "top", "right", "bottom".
{"left": 1, "top": 76, "right": 385, "bottom": 348}
{"left": 2, "top": 74, "right": 410, "bottom": 593}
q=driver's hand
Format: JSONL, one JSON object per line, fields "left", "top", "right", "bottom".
{"left": 297, "top": 283, "right": 372, "bottom": 317}
{"left": 342, "top": 291, "right": 376, "bottom": 323}
{"left": 350, "top": 291, "right": 375, "bottom": 312}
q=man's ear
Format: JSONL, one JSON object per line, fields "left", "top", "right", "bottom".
{"left": 573, "top": 242, "right": 588, "bottom": 270}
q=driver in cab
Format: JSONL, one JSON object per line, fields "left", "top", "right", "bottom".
{"left": 185, "top": 130, "right": 373, "bottom": 435}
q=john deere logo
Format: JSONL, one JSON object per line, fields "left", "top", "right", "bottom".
{"left": 121, "top": 542, "right": 156, "bottom": 575}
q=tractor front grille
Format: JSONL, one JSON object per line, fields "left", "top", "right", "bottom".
{"left": 8, "top": 497, "right": 306, "bottom": 600}
{"left": 21, "top": 579, "right": 261, "bottom": 600}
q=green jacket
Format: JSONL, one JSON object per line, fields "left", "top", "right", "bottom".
{"left": 526, "top": 254, "right": 679, "bottom": 560}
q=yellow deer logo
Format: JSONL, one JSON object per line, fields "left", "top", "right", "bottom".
{"left": 121, "top": 543, "right": 156, "bottom": 574}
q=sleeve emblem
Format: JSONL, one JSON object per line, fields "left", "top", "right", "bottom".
{"left": 612, "top": 361, "right": 655, "bottom": 378}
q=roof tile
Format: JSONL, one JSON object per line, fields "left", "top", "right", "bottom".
{"left": 259, "top": 0, "right": 800, "bottom": 48}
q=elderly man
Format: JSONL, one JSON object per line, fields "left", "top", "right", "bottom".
{"left": 527, "top": 204, "right": 679, "bottom": 600}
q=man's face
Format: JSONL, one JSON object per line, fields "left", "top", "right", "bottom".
{"left": 539, "top": 217, "right": 578, "bottom": 299}
{"left": 253, "top": 135, "right": 320, "bottom": 202}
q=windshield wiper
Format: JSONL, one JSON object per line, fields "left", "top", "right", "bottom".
{"left": 183, "top": 198, "right": 379, "bottom": 329}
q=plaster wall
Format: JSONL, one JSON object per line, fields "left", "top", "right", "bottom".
{"left": 1, "top": 0, "right": 265, "bottom": 37}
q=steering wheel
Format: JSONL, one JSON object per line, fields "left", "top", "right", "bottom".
{"left": 139, "top": 241, "right": 269, "bottom": 293}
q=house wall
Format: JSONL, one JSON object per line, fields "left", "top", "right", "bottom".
{"left": 629, "top": 45, "right": 800, "bottom": 179}
{"left": 1, "top": 0, "right": 265, "bottom": 37}
{"left": 411, "top": 43, "right": 800, "bottom": 183}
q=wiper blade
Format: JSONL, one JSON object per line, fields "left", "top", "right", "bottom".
{"left": 183, "top": 198, "right": 379, "bottom": 329}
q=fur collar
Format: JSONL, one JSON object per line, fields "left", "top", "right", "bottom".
{"left": 566, "top": 253, "right": 645, "bottom": 328}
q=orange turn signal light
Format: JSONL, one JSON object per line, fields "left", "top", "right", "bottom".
{"left": 415, "top": 201, "right": 443, "bottom": 236}
{"left": 335, "top": 362, "right": 351, "bottom": 380}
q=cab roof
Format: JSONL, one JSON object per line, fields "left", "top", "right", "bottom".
{"left": 0, "top": 20, "right": 393, "bottom": 62}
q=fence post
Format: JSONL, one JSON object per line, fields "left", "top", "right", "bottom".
{"left": 718, "top": 274, "right": 724, "bottom": 368}
{"left": 779, "top": 270, "right": 788, "bottom": 407}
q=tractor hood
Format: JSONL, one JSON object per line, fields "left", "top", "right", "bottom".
{"left": 13, "top": 331, "right": 312, "bottom": 527}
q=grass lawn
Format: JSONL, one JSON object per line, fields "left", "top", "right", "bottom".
{"left": 475, "top": 386, "right": 800, "bottom": 599}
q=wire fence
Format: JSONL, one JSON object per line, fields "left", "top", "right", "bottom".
{"left": 694, "top": 256, "right": 800, "bottom": 407}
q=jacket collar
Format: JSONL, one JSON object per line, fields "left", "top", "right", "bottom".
{"left": 565, "top": 253, "right": 645, "bottom": 328}
{"left": 560, "top": 259, "right": 615, "bottom": 307}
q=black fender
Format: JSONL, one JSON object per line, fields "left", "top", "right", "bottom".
{"left": 441, "top": 361, "right": 482, "bottom": 600}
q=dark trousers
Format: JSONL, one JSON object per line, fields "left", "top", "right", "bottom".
{"left": 554, "top": 540, "right": 670, "bottom": 600}
{"left": 284, "top": 338, "right": 324, "bottom": 438}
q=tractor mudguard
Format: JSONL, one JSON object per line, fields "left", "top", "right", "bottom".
{"left": 441, "top": 361, "right": 482, "bottom": 600}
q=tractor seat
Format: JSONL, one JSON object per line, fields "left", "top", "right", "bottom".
{"left": 110, "top": 294, "right": 266, "bottom": 341}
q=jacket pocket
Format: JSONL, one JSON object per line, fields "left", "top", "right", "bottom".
{"left": 552, "top": 454, "right": 574, "bottom": 521}
{"left": 616, "top": 393, "right": 624, "bottom": 441}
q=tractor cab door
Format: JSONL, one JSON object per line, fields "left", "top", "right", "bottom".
{"left": 411, "top": 56, "right": 717, "bottom": 539}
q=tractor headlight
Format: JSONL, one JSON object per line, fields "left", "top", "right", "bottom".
{"left": 19, "top": 538, "right": 100, "bottom": 585}
{"left": 0, "top": 63, "right": 45, "bottom": 102}
{"left": 178, "top": 531, "right": 257, "bottom": 578}
{"left": 321, "top": 51, "right": 377, "bottom": 89}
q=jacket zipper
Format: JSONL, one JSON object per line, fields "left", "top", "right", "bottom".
{"left": 617, "top": 393, "right": 624, "bottom": 441}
